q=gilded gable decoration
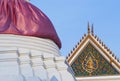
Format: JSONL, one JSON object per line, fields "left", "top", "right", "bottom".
{"left": 66, "top": 23, "right": 120, "bottom": 79}
{"left": 71, "top": 43, "right": 119, "bottom": 77}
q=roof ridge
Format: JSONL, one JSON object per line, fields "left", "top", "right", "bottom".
{"left": 66, "top": 33, "right": 87, "bottom": 59}
{"left": 93, "top": 34, "right": 120, "bottom": 63}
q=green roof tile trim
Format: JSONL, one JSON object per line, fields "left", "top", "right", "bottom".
{"left": 71, "top": 43, "right": 119, "bottom": 77}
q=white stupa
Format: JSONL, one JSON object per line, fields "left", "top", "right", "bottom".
{"left": 0, "top": 0, "right": 76, "bottom": 81}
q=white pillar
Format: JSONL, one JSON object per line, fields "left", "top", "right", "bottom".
{"left": 18, "top": 48, "right": 34, "bottom": 77}
{"left": 43, "top": 54, "right": 61, "bottom": 81}
{"left": 55, "top": 57, "right": 76, "bottom": 81}
{"left": 31, "top": 50, "right": 48, "bottom": 81}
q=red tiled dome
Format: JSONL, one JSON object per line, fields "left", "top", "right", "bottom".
{"left": 0, "top": 0, "right": 61, "bottom": 48}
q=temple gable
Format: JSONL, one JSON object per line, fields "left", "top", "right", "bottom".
{"left": 66, "top": 24, "right": 120, "bottom": 81}
{"left": 71, "top": 43, "right": 119, "bottom": 77}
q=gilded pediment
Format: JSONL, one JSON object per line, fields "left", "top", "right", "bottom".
{"left": 71, "top": 43, "right": 119, "bottom": 77}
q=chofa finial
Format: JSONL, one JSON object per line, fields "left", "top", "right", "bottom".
{"left": 88, "top": 22, "right": 90, "bottom": 34}
{"left": 87, "top": 22, "right": 95, "bottom": 35}
{"left": 91, "top": 24, "right": 94, "bottom": 35}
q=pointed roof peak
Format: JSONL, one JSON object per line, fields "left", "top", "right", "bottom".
{"left": 91, "top": 24, "right": 94, "bottom": 36}
{"left": 87, "top": 22, "right": 94, "bottom": 35}
{"left": 88, "top": 22, "right": 90, "bottom": 34}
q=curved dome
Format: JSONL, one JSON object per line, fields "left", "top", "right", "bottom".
{"left": 0, "top": 0, "right": 61, "bottom": 48}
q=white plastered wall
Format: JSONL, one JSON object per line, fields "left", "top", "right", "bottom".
{"left": 0, "top": 34, "right": 76, "bottom": 81}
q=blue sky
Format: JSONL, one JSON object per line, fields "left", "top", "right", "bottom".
{"left": 30, "top": 0, "right": 120, "bottom": 59}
